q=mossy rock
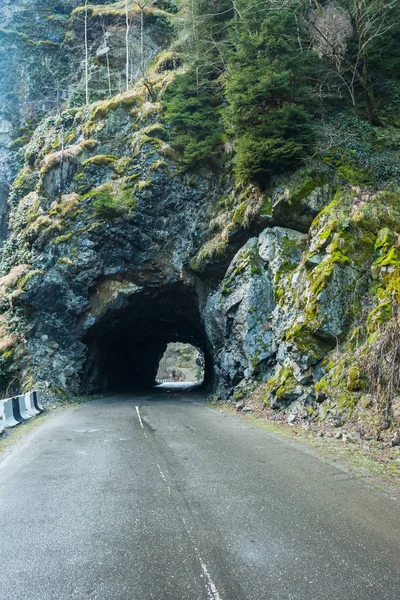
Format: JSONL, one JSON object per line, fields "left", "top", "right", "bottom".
{"left": 347, "top": 366, "right": 362, "bottom": 391}
{"left": 81, "top": 180, "right": 137, "bottom": 220}
{"left": 17, "top": 269, "right": 44, "bottom": 291}
{"left": 81, "top": 154, "right": 118, "bottom": 168}
{"left": 285, "top": 324, "right": 331, "bottom": 361}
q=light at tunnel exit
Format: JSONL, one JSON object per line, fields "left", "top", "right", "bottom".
{"left": 156, "top": 343, "right": 205, "bottom": 384}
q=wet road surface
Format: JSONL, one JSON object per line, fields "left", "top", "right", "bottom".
{"left": 0, "top": 389, "right": 399, "bottom": 599}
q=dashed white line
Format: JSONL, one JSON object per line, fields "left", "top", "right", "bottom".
{"left": 156, "top": 462, "right": 167, "bottom": 482}
{"left": 137, "top": 405, "right": 223, "bottom": 599}
{"left": 156, "top": 462, "right": 172, "bottom": 493}
{"left": 135, "top": 406, "right": 144, "bottom": 428}
{"left": 135, "top": 406, "right": 148, "bottom": 438}
{"left": 182, "top": 516, "right": 223, "bottom": 600}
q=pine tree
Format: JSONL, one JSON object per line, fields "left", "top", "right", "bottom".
{"left": 163, "top": 71, "right": 223, "bottom": 167}
{"left": 223, "top": 7, "right": 314, "bottom": 186}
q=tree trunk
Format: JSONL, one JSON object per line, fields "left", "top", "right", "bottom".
{"left": 84, "top": 0, "right": 89, "bottom": 105}
{"left": 125, "top": 0, "right": 130, "bottom": 91}
{"left": 359, "top": 60, "right": 381, "bottom": 126}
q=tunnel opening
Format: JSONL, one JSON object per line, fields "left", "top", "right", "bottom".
{"left": 155, "top": 343, "right": 205, "bottom": 385}
{"left": 80, "top": 281, "right": 213, "bottom": 394}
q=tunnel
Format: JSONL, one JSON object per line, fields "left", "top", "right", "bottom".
{"left": 81, "top": 281, "right": 214, "bottom": 393}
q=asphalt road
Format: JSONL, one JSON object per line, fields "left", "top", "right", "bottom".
{"left": 0, "top": 389, "right": 399, "bottom": 600}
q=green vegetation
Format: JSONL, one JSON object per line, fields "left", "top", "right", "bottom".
{"left": 82, "top": 181, "right": 137, "bottom": 219}
{"left": 162, "top": 0, "right": 400, "bottom": 188}
{"left": 163, "top": 72, "right": 223, "bottom": 168}
{"left": 222, "top": 10, "right": 314, "bottom": 187}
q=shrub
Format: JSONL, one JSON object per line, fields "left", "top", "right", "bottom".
{"left": 86, "top": 182, "right": 136, "bottom": 219}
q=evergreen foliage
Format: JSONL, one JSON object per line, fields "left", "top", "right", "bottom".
{"left": 89, "top": 182, "right": 137, "bottom": 219}
{"left": 163, "top": 72, "right": 223, "bottom": 168}
{"left": 222, "top": 9, "right": 314, "bottom": 186}
{"left": 162, "top": 0, "right": 400, "bottom": 187}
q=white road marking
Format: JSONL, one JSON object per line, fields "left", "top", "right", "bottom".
{"left": 156, "top": 462, "right": 172, "bottom": 493}
{"left": 182, "top": 516, "right": 223, "bottom": 600}
{"left": 199, "top": 558, "right": 223, "bottom": 600}
{"left": 135, "top": 406, "right": 148, "bottom": 438}
{"left": 139, "top": 405, "right": 223, "bottom": 599}
{"left": 156, "top": 462, "right": 167, "bottom": 482}
{"left": 135, "top": 406, "right": 144, "bottom": 428}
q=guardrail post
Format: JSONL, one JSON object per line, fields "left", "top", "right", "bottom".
{"left": 3, "top": 398, "right": 20, "bottom": 428}
{"left": 24, "top": 392, "right": 41, "bottom": 416}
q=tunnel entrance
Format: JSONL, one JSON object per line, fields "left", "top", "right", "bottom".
{"left": 81, "top": 281, "right": 213, "bottom": 393}
{"left": 156, "top": 343, "right": 205, "bottom": 385}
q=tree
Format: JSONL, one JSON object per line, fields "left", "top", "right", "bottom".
{"left": 223, "top": 6, "right": 314, "bottom": 186}
{"left": 306, "top": 0, "right": 400, "bottom": 124}
{"left": 99, "top": 20, "right": 112, "bottom": 98}
{"left": 134, "top": 1, "right": 153, "bottom": 75}
{"left": 126, "top": 0, "right": 130, "bottom": 90}
{"left": 163, "top": 71, "right": 223, "bottom": 168}
{"left": 179, "top": 0, "right": 235, "bottom": 80}
{"left": 85, "top": 0, "right": 89, "bottom": 104}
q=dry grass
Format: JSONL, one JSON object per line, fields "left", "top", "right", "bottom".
{"left": 0, "top": 265, "right": 29, "bottom": 298}
{"left": 41, "top": 140, "right": 97, "bottom": 173}
{"left": 364, "top": 310, "right": 400, "bottom": 429}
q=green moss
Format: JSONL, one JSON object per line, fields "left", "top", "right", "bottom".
{"left": 372, "top": 239, "right": 400, "bottom": 302}
{"left": 219, "top": 245, "right": 263, "bottom": 292}
{"left": 64, "top": 129, "right": 77, "bottom": 144}
{"left": 375, "top": 228, "right": 396, "bottom": 253}
{"left": 72, "top": 2, "right": 161, "bottom": 20}
{"left": 367, "top": 302, "right": 393, "bottom": 328}
{"left": 82, "top": 181, "right": 137, "bottom": 220}
{"left": 2, "top": 350, "right": 14, "bottom": 362}
{"left": 265, "top": 366, "right": 298, "bottom": 404}
{"left": 190, "top": 235, "right": 227, "bottom": 272}
{"left": 114, "top": 156, "right": 133, "bottom": 175}
{"left": 13, "top": 167, "right": 33, "bottom": 189}
{"left": 149, "top": 159, "right": 168, "bottom": 173}
{"left": 314, "top": 356, "right": 364, "bottom": 417}
{"left": 375, "top": 246, "right": 400, "bottom": 268}
{"left": 136, "top": 179, "right": 152, "bottom": 190}
{"left": 232, "top": 201, "right": 247, "bottom": 226}
{"left": 337, "top": 162, "right": 373, "bottom": 186}
{"left": 259, "top": 198, "right": 273, "bottom": 216}
{"left": 290, "top": 172, "right": 328, "bottom": 204}
{"left": 58, "top": 257, "right": 75, "bottom": 266}
{"left": 309, "top": 251, "right": 350, "bottom": 297}
{"left": 275, "top": 377, "right": 298, "bottom": 400}
{"left": 336, "top": 392, "right": 359, "bottom": 411}
{"left": 285, "top": 323, "right": 331, "bottom": 360}
{"left": 10, "top": 135, "right": 31, "bottom": 149}
{"left": 53, "top": 232, "right": 75, "bottom": 245}
{"left": 40, "top": 139, "right": 98, "bottom": 175}
{"left": 347, "top": 366, "right": 362, "bottom": 391}
{"left": 84, "top": 90, "right": 143, "bottom": 132}
{"left": 154, "top": 49, "right": 182, "bottom": 72}
{"left": 17, "top": 269, "right": 43, "bottom": 290}
{"left": 80, "top": 139, "right": 98, "bottom": 152}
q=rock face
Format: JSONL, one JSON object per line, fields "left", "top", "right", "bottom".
{"left": 156, "top": 342, "right": 203, "bottom": 382}
{"left": 0, "top": 0, "right": 172, "bottom": 245}
{"left": 0, "top": 100, "right": 218, "bottom": 392}
{"left": 1, "top": 2, "right": 400, "bottom": 434}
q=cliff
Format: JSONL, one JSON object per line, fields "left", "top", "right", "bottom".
{"left": 1, "top": 0, "right": 400, "bottom": 443}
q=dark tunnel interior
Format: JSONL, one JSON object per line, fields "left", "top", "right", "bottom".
{"left": 81, "top": 282, "right": 214, "bottom": 393}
